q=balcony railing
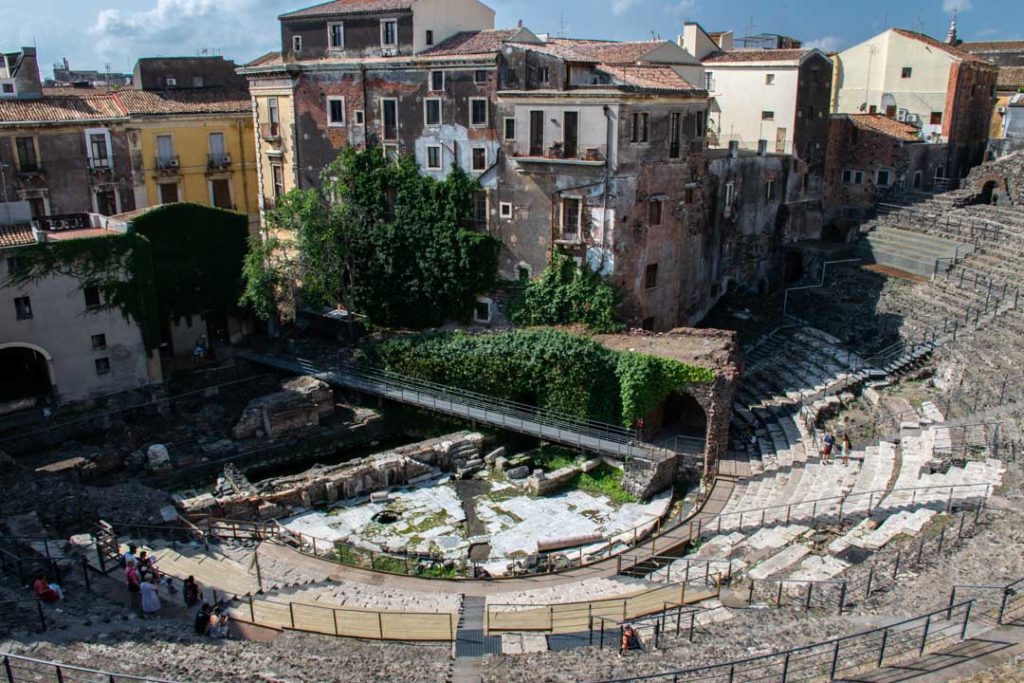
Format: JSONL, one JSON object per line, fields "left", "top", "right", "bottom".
{"left": 155, "top": 155, "right": 180, "bottom": 173}
{"left": 208, "top": 153, "right": 232, "bottom": 170}
{"left": 259, "top": 123, "right": 281, "bottom": 141}
{"left": 88, "top": 157, "right": 112, "bottom": 171}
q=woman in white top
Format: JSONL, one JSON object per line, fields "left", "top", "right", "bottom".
{"left": 140, "top": 577, "right": 161, "bottom": 615}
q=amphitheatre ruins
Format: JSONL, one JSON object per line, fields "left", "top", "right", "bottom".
{"left": 2, "top": 156, "right": 1024, "bottom": 683}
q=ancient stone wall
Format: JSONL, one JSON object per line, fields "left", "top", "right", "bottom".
{"left": 963, "top": 152, "right": 1024, "bottom": 204}
{"left": 232, "top": 376, "right": 334, "bottom": 439}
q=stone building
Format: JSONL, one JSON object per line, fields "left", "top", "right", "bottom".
{"left": 0, "top": 207, "right": 159, "bottom": 406}
{"left": 830, "top": 27, "right": 998, "bottom": 180}
{"left": 823, "top": 113, "right": 948, "bottom": 221}
{"left": 961, "top": 41, "right": 1024, "bottom": 157}
{"left": 0, "top": 48, "right": 258, "bottom": 223}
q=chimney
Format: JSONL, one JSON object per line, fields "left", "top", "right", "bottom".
{"left": 757, "top": 139, "right": 768, "bottom": 156}
{"left": 728, "top": 140, "right": 739, "bottom": 158}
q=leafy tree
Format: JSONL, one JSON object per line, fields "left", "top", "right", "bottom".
{"left": 508, "top": 252, "right": 624, "bottom": 333}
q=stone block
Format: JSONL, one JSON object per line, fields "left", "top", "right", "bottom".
{"left": 146, "top": 444, "right": 172, "bottom": 473}
{"left": 257, "top": 502, "right": 283, "bottom": 519}
{"left": 484, "top": 447, "right": 506, "bottom": 464}
{"left": 370, "top": 491, "right": 390, "bottom": 503}
{"left": 506, "top": 466, "right": 530, "bottom": 480}
{"left": 493, "top": 456, "right": 509, "bottom": 471}
{"left": 863, "top": 387, "right": 881, "bottom": 405}
{"left": 581, "top": 459, "right": 601, "bottom": 473}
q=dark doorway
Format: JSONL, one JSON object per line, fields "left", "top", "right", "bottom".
{"left": 0, "top": 347, "right": 51, "bottom": 402}
{"left": 659, "top": 391, "right": 707, "bottom": 439}
{"left": 529, "top": 110, "right": 544, "bottom": 156}
{"left": 563, "top": 111, "right": 578, "bottom": 159}
{"left": 979, "top": 180, "right": 998, "bottom": 206}
{"left": 783, "top": 252, "right": 804, "bottom": 285}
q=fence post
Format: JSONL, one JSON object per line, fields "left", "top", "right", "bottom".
{"left": 878, "top": 628, "right": 889, "bottom": 667}
{"left": 35, "top": 598, "right": 46, "bottom": 632}
{"left": 248, "top": 593, "right": 255, "bottom": 622}
{"left": 3, "top": 655, "right": 12, "bottom": 683}
{"left": 998, "top": 589, "right": 1011, "bottom": 625}
{"left": 781, "top": 652, "right": 791, "bottom": 683}
{"left": 893, "top": 551, "right": 901, "bottom": 579}
{"left": 920, "top": 614, "right": 931, "bottom": 655}
{"left": 866, "top": 567, "right": 874, "bottom": 598}
{"left": 378, "top": 611, "right": 384, "bottom": 639}
{"left": 937, "top": 526, "right": 946, "bottom": 555}
{"left": 776, "top": 581, "right": 784, "bottom": 607}
{"left": 81, "top": 557, "right": 91, "bottom": 592}
{"left": 830, "top": 639, "right": 841, "bottom": 680}
{"left": 689, "top": 610, "right": 696, "bottom": 642}
{"left": 961, "top": 601, "right": 973, "bottom": 639}
{"left": 916, "top": 533, "right": 925, "bottom": 565}
{"left": 838, "top": 582, "right": 847, "bottom": 615}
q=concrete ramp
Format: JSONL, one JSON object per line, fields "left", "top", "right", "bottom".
{"left": 857, "top": 226, "right": 971, "bottom": 278}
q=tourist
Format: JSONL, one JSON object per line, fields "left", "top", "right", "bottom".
{"left": 822, "top": 431, "right": 835, "bottom": 464}
{"left": 841, "top": 434, "right": 852, "bottom": 466}
{"left": 32, "top": 572, "right": 63, "bottom": 604}
{"left": 125, "top": 560, "right": 141, "bottom": 610}
{"left": 209, "top": 606, "right": 230, "bottom": 639}
{"left": 620, "top": 624, "right": 642, "bottom": 656}
{"left": 140, "top": 577, "right": 161, "bottom": 617}
{"left": 194, "top": 603, "right": 213, "bottom": 635}
{"left": 183, "top": 575, "right": 203, "bottom": 607}
{"left": 122, "top": 544, "right": 138, "bottom": 568}
{"left": 136, "top": 551, "right": 159, "bottom": 582}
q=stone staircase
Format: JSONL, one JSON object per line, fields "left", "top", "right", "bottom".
{"left": 856, "top": 223, "right": 971, "bottom": 278}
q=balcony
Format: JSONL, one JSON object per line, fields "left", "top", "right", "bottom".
{"left": 155, "top": 156, "right": 180, "bottom": 175}
{"left": 512, "top": 145, "right": 606, "bottom": 168}
{"left": 17, "top": 163, "right": 45, "bottom": 179}
{"left": 89, "top": 157, "right": 114, "bottom": 176}
{"left": 260, "top": 123, "right": 281, "bottom": 142}
{"left": 207, "top": 153, "right": 232, "bottom": 172}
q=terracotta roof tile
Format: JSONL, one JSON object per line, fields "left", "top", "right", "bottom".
{"left": 553, "top": 40, "right": 664, "bottom": 64}
{"left": 420, "top": 29, "right": 518, "bottom": 56}
{"left": 845, "top": 114, "right": 922, "bottom": 142}
{"left": 0, "top": 93, "right": 125, "bottom": 125}
{"left": 703, "top": 48, "right": 808, "bottom": 63}
{"left": 45, "top": 228, "right": 122, "bottom": 242}
{"left": 597, "top": 64, "right": 701, "bottom": 93}
{"left": 891, "top": 29, "right": 992, "bottom": 64}
{"left": 998, "top": 66, "right": 1024, "bottom": 89}
{"left": 280, "top": 0, "right": 414, "bottom": 19}
{"left": 115, "top": 89, "right": 251, "bottom": 116}
{"left": 0, "top": 225, "right": 35, "bottom": 248}
{"left": 960, "top": 40, "right": 1024, "bottom": 53}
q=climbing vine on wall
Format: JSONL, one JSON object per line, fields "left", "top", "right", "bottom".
{"left": 368, "top": 329, "right": 714, "bottom": 427}
{"left": 508, "top": 253, "right": 623, "bottom": 333}
{"left": 1, "top": 234, "right": 161, "bottom": 349}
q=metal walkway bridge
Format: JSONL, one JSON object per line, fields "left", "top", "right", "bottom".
{"left": 240, "top": 351, "right": 704, "bottom": 463}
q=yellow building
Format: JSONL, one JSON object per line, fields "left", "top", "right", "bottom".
{"left": 117, "top": 89, "right": 259, "bottom": 226}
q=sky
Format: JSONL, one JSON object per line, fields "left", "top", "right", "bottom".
{"left": 2, "top": 0, "right": 1019, "bottom": 79}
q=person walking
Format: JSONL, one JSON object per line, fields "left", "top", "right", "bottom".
{"left": 822, "top": 431, "right": 835, "bottom": 464}
{"left": 125, "top": 560, "right": 141, "bottom": 610}
{"left": 140, "top": 577, "right": 161, "bottom": 617}
{"left": 841, "top": 434, "right": 851, "bottom": 466}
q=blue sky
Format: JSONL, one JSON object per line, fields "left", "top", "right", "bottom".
{"left": 2, "top": 0, "right": 1018, "bottom": 78}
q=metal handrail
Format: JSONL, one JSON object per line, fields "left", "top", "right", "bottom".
{"left": 0, "top": 653, "right": 181, "bottom": 683}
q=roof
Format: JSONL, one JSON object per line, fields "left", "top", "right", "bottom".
{"left": 420, "top": 29, "right": 519, "bottom": 56}
{"left": 703, "top": 48, "right": 808, "bottom": 64}
{"left": 844, "top": 114, "right": 922, "bottom": 142}
{"left": 597, "top": 64, "right": 701, "bottom": 93}
{"left": 960, "top": 40, "right": 1024, "bottom": 53}
{"left": 280, "top": 0, "right": 414, "bottom": 19}
{"left": 115, "top": 88, "right": 251, "bottom": 116}
{"left": 552, "top": 39, "right": 664, "bottom": 65}
{"left": 0, "top": 225, "right": 35, "bottom": 248}
{"left": 891, "top": 29, "right": 992, "bottom": 64}
{"left": 247, "top": 52, "right": 283, "bottom": 68}
{"left": 0, "top": 92, "right": 125, "bottom": 124}
{"left": 998, "top": 66, "right": 1024, "bottom": 89}
{"left": 44, "top": 228, "right": 122, "bottom": 242}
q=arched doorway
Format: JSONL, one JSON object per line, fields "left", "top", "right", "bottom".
{"left": 978, "top": 180, "right": 999, "bottom": 206}
{"left": 0, "top": 345, "right": 52, "bottom": 402}
{"left": 658, "top": 391, "right": 708, "bottom": 440}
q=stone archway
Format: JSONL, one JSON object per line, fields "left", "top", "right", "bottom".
{"left": 0, "top": 343, "right": 54, "bottom": 402}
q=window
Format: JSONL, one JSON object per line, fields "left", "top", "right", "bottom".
{"left": 1, "top": 84, "right": 12, "bottom": 94}
{"left": 156, "top": 135, "right": 174, "bottom": 166}
{"left": 765, "top": 73, "right": 775, "bottom": 85}
{"left": 930, "top": 111, "right": 943, "bottom": 126}
{"left": 694, "top": 110, "right": 705, "bottom": 138}
{"left": 381, "top": 98, "right": 398, "bottom": 140}
{"left": 469, "top": 98, "right": 488, "bottom": 127}
{"left": 84, "top": 286, "right": 101, "bottom": 309}
{"left": 766, "top": 180, "right": 776, "bottom": 200}
{"left": 95, "top": 358, "right": 111, "bottom": 375}
{"left": 842, "top": 170, "right": 864, "bottom": 185}
{"left": 474, "top": 70, "right": 488, "bottom": 83}
{"left": 631, "top": 112, "right": 649, "bottom": 143}
{"left": 473, "top": 192, "right": 487, "bottom": 226}
{"left": 561, "top": 197, "right": 581, "bottom": 237}
{"left": 669, "top": 112, "right": 681, "bottom": 158}
{"left": 499, "top": 202, "right": 512, "bottom": 219}
{"left": 426, "top": 30, "right": 434, "bottom": 46}
{"left": 471, "top": 147, "right": 487, "bottom": 171}
{"left": 842, "top": 169, "right": 852, "bottom": 184}
{"left": 381, "top": 19, "right": 397, "bottom": 47}
{"left": 644, "top": 264, "right": 658, "bottom": 290}
{"left": 193, "top": 76, "right": 204, "bottom": 88}
{"left": 503, "top": 117, "right": 516, "bottom": 141}
{"left": 538, "top": 66, "right": 550, "bottom": 83}
{"left": 28, "top": 197, "right": 46, "bottom": 218}
{"left": 208, "top": 132, "right": 226, "bottom": 163}
{"left": 424, "top": 98, "right": 441, "bottom": 126}
{"left": 16, "top": 137, "right": 37, "bottom": 171}
{"left": 647, "top": 199, "right": 662, "bottom": 226}
{"left": 473, "top": 298, "right": 492, "bottom": 324}
{"left": 354, "top": 110, "right": 365, "bottom": 125}
{"left": 271, "top": 164, "right": 284, "bottom": 199}
{"left": 292, "top": 35, "right": 302, "bottom": 53}
{"left": 14, "top": 296, "right": 32, "bottom": 320}
{"left": 6, "top": 257, "right": 23, "bottom": 275}
{"left": 329, "top": 23, "right": 344, "bottom": 49}
{"left": 165, "top": 77, "right": 177, "bottom": 87}
{"left": 761, "top": 111, "right": 774, "bottom": 121}
{"left": 876, "top": 169, "right": 891, "bottom": 187}
{"left": 430, "top": 71, "right": 444, "bottom": 91}
{"left": 327, "top": 96, "right": 346, "bottom": 126}
{"left": 95, "top": 190, "right": 117, "bottom": 216}
{"left": 268, "top": 97, "right": 280, "bottom": 137}
{"left": 159, "top": 182, "right": 179, "bottom": 204}
{"left": 684, "top": 186, "right": 696, "bottom": 204}
{"left": 211, "top": 178, "right": 232, "bottom": 209}
{"left": 517, "top": 264, "right": 531, "bottom": 282}
{"left": 901, "top": 67, "right": 912, "bottom": 79}
{"left": 723, "top": 181, "right": 734, "bottom": 217}
{"left": 704, "top": 71, "right": 715, "bottom": 91}
{"left": 89, "top": 132, "right": 110, "bottom": 168}
{"left": 425, "top": 144, "right": 442, "bottom": 170}
{"left": 91, "top": 334, "right": 107, "bottom": 350}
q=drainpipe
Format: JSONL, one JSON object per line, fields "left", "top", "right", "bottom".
{"left": 601, "top": 104, "right": 615, "bottom": 261}
{"left": 361, "top": 64, "right": 370, "bottom": 149}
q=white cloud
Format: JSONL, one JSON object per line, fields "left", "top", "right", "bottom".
{"left": 611, "top": 0, "right": 639, "bottom": 16}
{"left": 89, "top": 0, "right": 288, "bottom": 64}
{"left": 804, "top": 36, "right": 842, "bottom": 52}
{"left": 663, "top": 0, "right": 696, "bottom": 15}
{"left": 942, "top": 0, "right": 972, "bottom": 13}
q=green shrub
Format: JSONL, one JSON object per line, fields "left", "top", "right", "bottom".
{"left": 508, "top": 253, "right": 623, "bottom": 332}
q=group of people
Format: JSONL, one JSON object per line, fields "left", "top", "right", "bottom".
{"left": 123, "top": 545, "right": 164, "bottom": 616}
{"left": 821, "top": 431, "right": 852, "bottom": 465}
{"left": 194, "top": 601, "right": 230, "bottom": 639}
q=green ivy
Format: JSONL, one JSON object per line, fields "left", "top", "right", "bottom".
{"left": 508, "top": 253, "right": 623, "bottom": 333}
{"left": 2, "top": 234, "right": 161, "bottom": 349}
{"left": 368, "top": 329, "right": 714, "bottom": 427}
